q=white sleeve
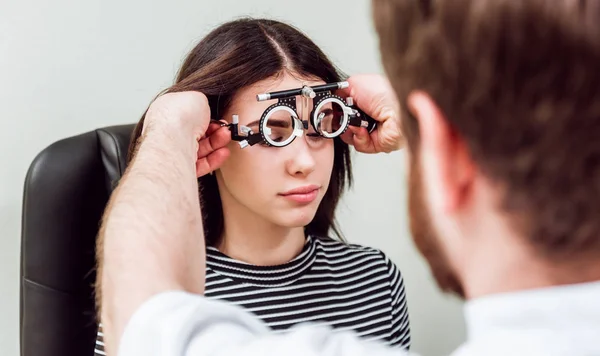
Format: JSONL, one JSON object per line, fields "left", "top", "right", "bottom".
{"left": 118, "top": 291, "right": 416, "bottom": 356}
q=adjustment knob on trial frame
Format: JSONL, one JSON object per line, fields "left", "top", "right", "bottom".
{"left": 345, "top": 97, "right": 378, "bottom": 134}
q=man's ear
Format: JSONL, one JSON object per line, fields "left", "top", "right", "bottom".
{"left": 407, "top": 91, "right": 475, "bottom": 213}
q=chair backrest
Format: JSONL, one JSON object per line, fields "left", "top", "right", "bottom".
{"left": 20, "top": 124, "right": 135, "bottom": 356}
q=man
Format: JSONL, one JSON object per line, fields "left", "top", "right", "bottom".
{"left": 97, "top": 0, "right": 600, "bottom": 355}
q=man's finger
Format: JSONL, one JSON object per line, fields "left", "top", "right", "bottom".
{"left": 348, "top": 126, "right": 376, "bottom": 153}
{"left": 199, "top": 121, "right": 227, "bottom": 140}
{"left": 335, "top": 84, "right": 354, "bottom": 104}
{"left": 335, "top": 76, "right": 372, "bottom": 113}
{"left": 196, "top": 147, "right": 230, "bottom": 177}
{"left": 340, "top": 130, "right": 355, "bottom": 146}
{"left": 197, "top": 127, "right": 231, "bottom": 158}
{"left": 206, "top": 121, "right": 227, "bottom": 135}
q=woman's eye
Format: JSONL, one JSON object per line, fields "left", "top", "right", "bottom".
{"left": 260, "top": 136, "right": 284, "bottom": 147}
{"left": 320, "top": 108, "right": 333, "bottom": 117}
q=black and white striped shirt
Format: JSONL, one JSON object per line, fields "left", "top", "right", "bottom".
{"left": 95, "top": 235, "right": 411, "bottom": 355}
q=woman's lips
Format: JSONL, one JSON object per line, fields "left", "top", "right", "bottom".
{"left": 279, "top": 185, "right": 320, "bottom": 204}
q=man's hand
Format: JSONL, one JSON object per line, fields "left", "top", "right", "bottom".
{"left": 143, "top": 91, "right": 231, "bottom": 176}
{"left": 337, "top": 74, "right": 405, "bottom": 153}
{"left": 195, "top": 122, "right": 231, "bottom": 176}
{"left": 99, "top": 90, "right": 228, "bottom": 356}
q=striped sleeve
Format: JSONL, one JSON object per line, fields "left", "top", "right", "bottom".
{"left": 95, "top": 323, "right": 105, "bottom": 355}
{"left": 381, "top": 252, "right": 411, "bottom": 350}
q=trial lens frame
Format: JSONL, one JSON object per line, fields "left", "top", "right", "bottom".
{"left": 220, "top": 81, "right": 378, "bottom": 149}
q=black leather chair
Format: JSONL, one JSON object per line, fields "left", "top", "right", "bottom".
{"left": 20, "top": 124, "right": 135, "bottom": 356}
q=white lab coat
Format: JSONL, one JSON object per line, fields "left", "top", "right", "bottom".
{"left": 119, "top": 281, "right": 600, "bottom": 356}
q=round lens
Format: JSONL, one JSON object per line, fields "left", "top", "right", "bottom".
{"left": 314, "top": 99, "right": 346, "bottom": 138}
{"left": 263, "top": 106, "right": 296, "bottom": 146}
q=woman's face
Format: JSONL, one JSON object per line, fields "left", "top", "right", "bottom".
{"left": 216, "top": 73, "right": 335, "bottom": 228}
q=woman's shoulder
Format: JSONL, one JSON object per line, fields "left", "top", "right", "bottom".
{"left": 310, "top": 235, "right": 401, "bottom": 270}
{"left": 311, "top": 234, "right": 381, "bottom": 251}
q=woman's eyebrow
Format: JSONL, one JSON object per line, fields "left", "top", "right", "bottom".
{"left": 246, "top": 120, "right": 260, "bottom": 127}
{"left": 246, "top": 119, "right": 291, "bottom": 128}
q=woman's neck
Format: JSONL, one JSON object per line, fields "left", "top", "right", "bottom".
{"left": 217, "top": 212, "right": 306, "bottom": 266}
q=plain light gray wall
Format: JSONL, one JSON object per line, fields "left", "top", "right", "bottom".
{"left": 0, "top": 0, "right": 466, "bottom": 355}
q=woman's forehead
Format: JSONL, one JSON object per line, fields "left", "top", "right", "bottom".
{"left": 241, "top": 75, "right": 325, "bottom": 100}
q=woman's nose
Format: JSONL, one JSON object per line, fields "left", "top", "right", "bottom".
{"left": 284, "top": 137, "right": 316, "bottom": 177}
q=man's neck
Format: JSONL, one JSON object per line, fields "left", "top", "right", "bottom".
{"left": 461, "top": 233, "right": 600, "bottom": 299}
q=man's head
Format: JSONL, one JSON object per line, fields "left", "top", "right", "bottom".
{"left": 372, "top": 0, "right": 600, "bottom": 299}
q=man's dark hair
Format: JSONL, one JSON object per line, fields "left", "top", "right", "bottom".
{"left": 372, "top": 0, "right": 600, "bottom": 261}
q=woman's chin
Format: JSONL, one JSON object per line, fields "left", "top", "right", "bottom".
{"left": 272, "top": 207, "right": 319, "bottom": 228}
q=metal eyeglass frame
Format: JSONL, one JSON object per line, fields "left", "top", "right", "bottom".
{"left": 214, "top": 81, "right": 378, "bottom": 149}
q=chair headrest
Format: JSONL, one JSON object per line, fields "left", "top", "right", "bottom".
{"left": 20, "top": 124, "right": 135, "bottom": 356}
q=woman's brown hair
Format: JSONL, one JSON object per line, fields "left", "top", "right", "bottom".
{"left": 127, "top": 18, "right": 352, "bottom": 246}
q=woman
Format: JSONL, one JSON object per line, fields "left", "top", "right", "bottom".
{"left": 95, "top": 18, "right": 410, "bottom": 355}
